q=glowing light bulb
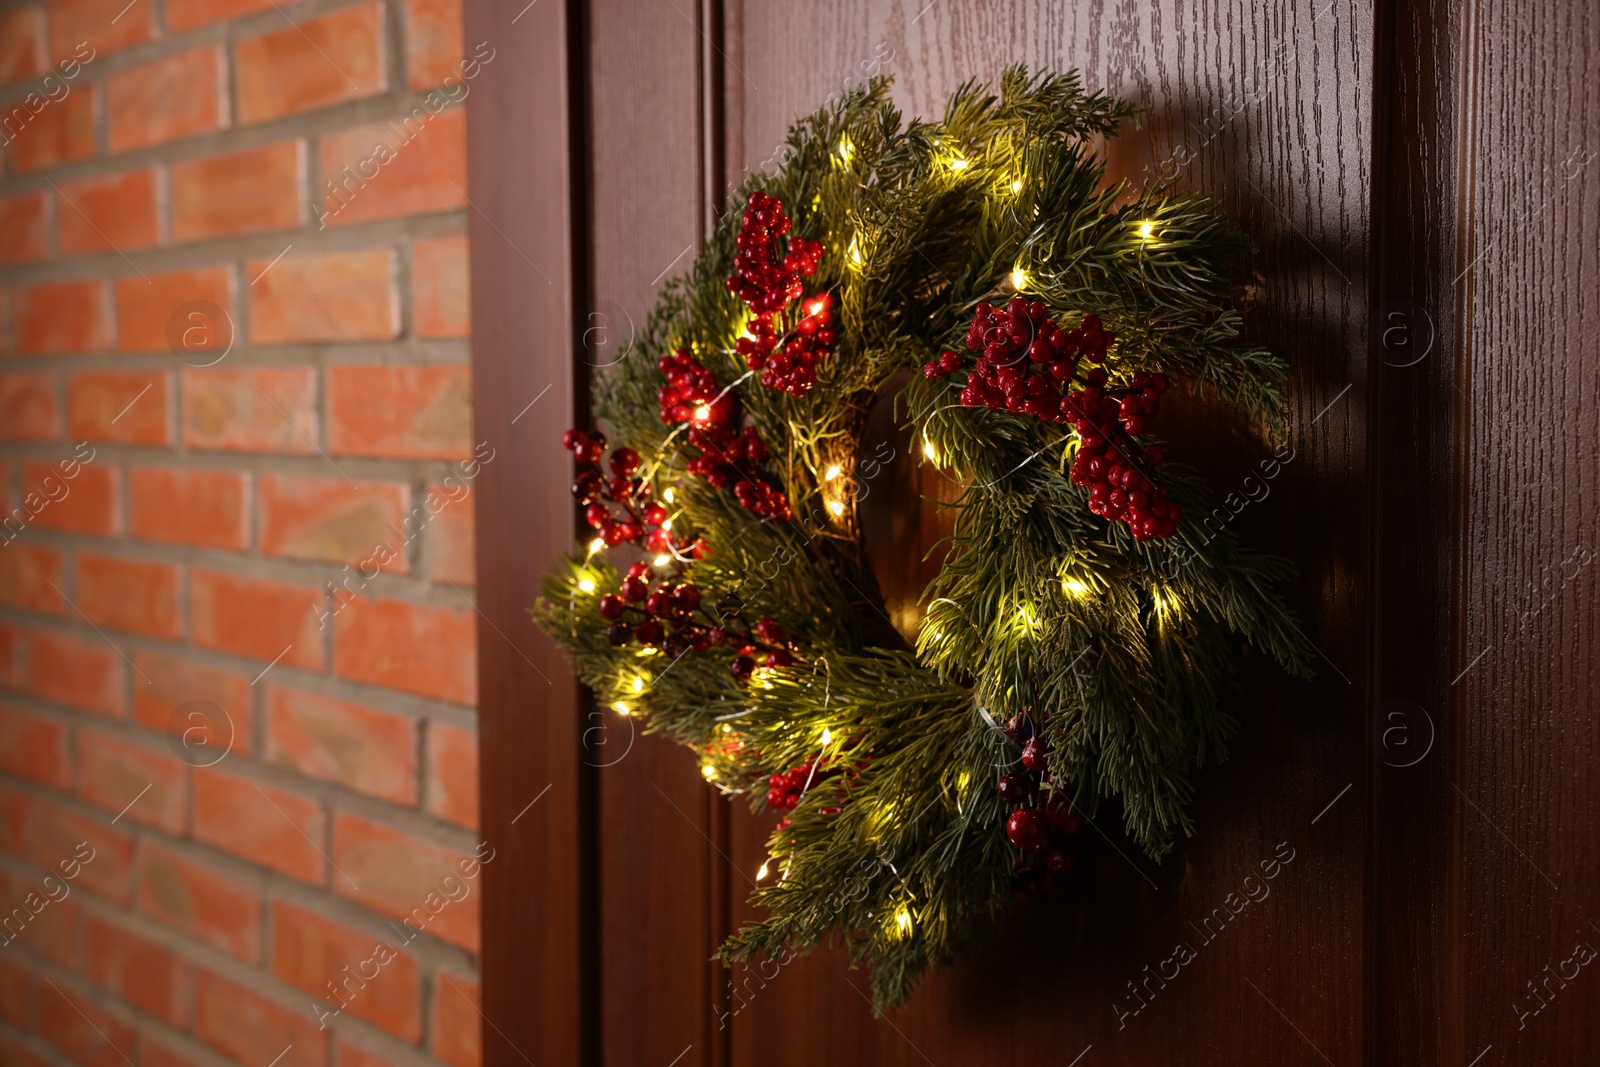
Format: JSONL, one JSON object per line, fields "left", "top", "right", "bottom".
{"left": 1011, "top": 178, "right": 1023, "bottom": 193}
{"left": 1062, "top": 578, "right": 1090, "bottom": 596}
{"left": 948, "top": 157, "right": 969, "bottom": 171}
{"left": 701, "top": 764, "right": 717, "bottom": 780}
{"left": 820, "top": 727, "right": 833, "bottom": 745}
{"left": 824, "top": 464, "right": 842, "bottom": 481}
{"left": 612, "top": 701, "right": 630, "bottom": 716}
{"left": 693, "top": 404, "right": 711, "bottom": 421}
{"left": 837, "top": 139, "right": 853, "bottom": 162}
{"left": 827, "top": 499, "right": 845, "bottom": 516}
{"left": 632, "top": 677, "right": 644, "bottom": 693}
{"left": 660, "top": 518, "right": 672, "bottom": 531}
{"left": 848, "top": 238, "right": 863, "bottom": 267}
{"left": 653, "top": 554, "right": 671, "bottom": 566}
{"left": 807, "top": 298, "right": 827, "bottom": 316}
{"left": 1010, "top": 267, "right": 1027, "bottom": 291}
{"left": 756, "top": 861, "right": 770, "bottom": 880}
{"left": 578, "top": 578, "right": 596, "bottom": 593}
{"left": 1137, "top": 219, "right": 1156, "bottom": 240}
{"left": 895, "top": 908, "right": 912, "bottom": 935}
{"left": 588, "top": 537, "right": 605, "bottom": 554}
{"left": 664, "top": 487, "right": 675, "bottom": 503}
{"left": 922, "top": 438, "right": 938, "bottom": 461}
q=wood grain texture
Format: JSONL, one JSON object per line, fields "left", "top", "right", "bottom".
{"left": 1450, "top": 0, "right": 1600, "bottom": 1063}
{"left": 584, "top": 2, "right": 727, "bottom": 1064}
{"left": 465, "top": 0, "right": 594, "bottom": 1064}
{"left": 716, "top": 1, "right": 1372, "bottom": 1063}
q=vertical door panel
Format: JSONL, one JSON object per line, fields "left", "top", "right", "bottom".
{"left": 585, "top": 3, "right": 726, "bottom": 1065}
{"left": 1454, "top": 0, "right": 1600, "bottom": 1062}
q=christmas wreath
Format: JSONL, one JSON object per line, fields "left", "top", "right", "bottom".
{"left": 536, "top": 69, "right": 1312, "bottom": 1010}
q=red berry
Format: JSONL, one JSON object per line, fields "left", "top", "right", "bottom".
{"left": 597, "top": 594, "right": 626, "bottom": 620}
{"left": 764, "top": 649, "right": 794, "bottom": 668}
{"left": 608, "top": 447, "right": 641, "bottom": 476}
{"left": 584, "top": 503, "right": 609, "bottom": 529}
{"left": 606, "top": 622, "right": 630, "bottom": 646}
{"left": 620, "top": 576, "right": 648, "bottom": 602}
{"left": 1042, "top": 845, "right": 1076, "bottom": 873}
{"left": 755, "top": 618, "right": 785, "bottom": 644}
{"left": 730, "top": 656, "right": 755, "bottom": 681}
{"left": 997, "top": 774, "right": 1029, "bottom": 803}
{"left": 1006, "top": 809, "right": 1048, "bottom": 850}
{"left": 1020, "top": 736, "right": 1049, "bottom": 772}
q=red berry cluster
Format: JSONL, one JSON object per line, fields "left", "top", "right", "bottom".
{"left": 658, "top": 348, "right": 793, "bottom": 522}
{"left": 995, "top": 709, "right": 1083, "bottom": 901}
{"left": 565, "top": 429, "right": 686, "bottom": 555}
{"left": 924, "top": 301, "right": 1182, "bottom": 541}
{"left": 726, "top": 190, "right": 834, "bottom": 397}
{"left": 765, "top": 746, "right": 870, "bottom": 827}
{"left": 598, "top": 562, "right": 797, "bottom": 680}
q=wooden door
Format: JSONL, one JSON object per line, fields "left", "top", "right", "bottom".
{"left": 463, "top": 0, "right": 1600, "bottom": 1064}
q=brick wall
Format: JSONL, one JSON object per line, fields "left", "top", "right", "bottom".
{"left": 0, "top": 2, "right": 485, "bottom": 1067}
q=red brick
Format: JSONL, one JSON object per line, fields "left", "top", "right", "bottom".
{"left": 55, "top": 168, "right": 161, "bottom": 254}
{"left": 127, "top": 466, "right": 248, "bottom": 551}
{"left": 334, "top": 597, "right": 474, "bottom": 704}
{"left": 262, "top": 477, "right": 408, "bottom": 574}
{"left": 0, "top": 702, "right": 72, "bottom": 789}
{"left": 0, "top": 191, "right": 49, "bottom": 263}
{"left": 332, "top": 812, "right": 481, "bottom": 951}
{"left": 19, "top": 459, "right": 117, "bottom": 535}
{"left": 166, "top": 0, "right": 276, "bottom": 34}
{"left": 3, "top": 81, "right": 96, "bottom": 173}
{"left": 248, "top": 249, "right": 398, "bottom": 344}
{"left": 337, "top": 1040, "right": 401, "bottom": 1067}
{"left": 38, "top": 977, "right": 137, "bottom": 1067}
{"left": 193, "top": 766, "right": 327, "bottom": 883}
{"left": 67, "top": 369, "right": 170, "bottom": 446}
{"left": 0, "top": 544, "right": 66, "bottom": 613}
{"left": 326, "top": 364, "right": 469, "bottom": 460}
{"left": 127, "top": 466, "right": 249, "bottom": 550}
{"left": 0, "top": 783, "right": 29, "bottom": 856}
{"left": 264, "top": 685, "right": 417, "bottom": 804}
{"left": 28, "top": 797, "right": 136, "bottom": 904}
{"left": 140, "top": 1035, "right": 212, "bottom": 1067}
{"left": 83, "top": 913, "right": 192, "bottom": 1028}
{"left": 269, "top": 899, "right": 421, "bottom": 1040}
{"left": 412, "top": 235, "right": 469, "bottom": 338}
{"left": 17, "top": 278, "right": 110, "bottom": 353}
{"left": 427, "top": 482, "right": 473, "bottom": 584}
{"left": 182, "top": 367, "right": 317, "bottom": 454}
{"left": 47, "top": 0, "right": 154, "bottom": 62}
{"left": 0, "top": 954, "right": 31, "bottom": 1028}
{"left": 426, "top": 722, "right": 476, "bottom": 829}
{"left": 107, "top": 46, "right": 227, "bottom": 153}
{"left": 3, "top": 875, "right": 81, "bottom": 967}
{"left": 75, "top": 551, "right": 181, "bottom": 639}
{"left": 131, "top": 650, "right": 254, "bottom": 757}
{"left": 137, "top": 842, "right": 261, "bottom": 961}
{"left": 236, "top": 2, "right": 385, "bottom": 125}
{"left": 0, "top": 9, "right": 45, "bottom": 86}
{"left": 431, "top": 969, "right": 481, "bottom": 1067}
{"left": 115, "top": 265, "right": 236, "bottom": 353}
{"left": 0, "top": 1032, "right": 56, "bottom": 1067}
{"left": 76, "top": 728, "right": 187, "bottom": 834}
{"left": 195, "top": 970, "right": 327, "bottom": 1067}
{"left": 190, "top": 569, "right": 327, "bottom": 670}
{"left": 0, "top": 622, "right": 24, "bottom": 689}
{"left": 0, "top": 373, "right": 61, "bottom": 442}
{"left": 402, "top": 0, "right": 464, "bottom": 90}
{"left": 317, "top": 108, "right": 465, "bottom": 227}
{"left": 29, "top": 629, "right": 124, "bottom": 717}
{"left": 171, "top": 142, "right": 303, "bottom": 243}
